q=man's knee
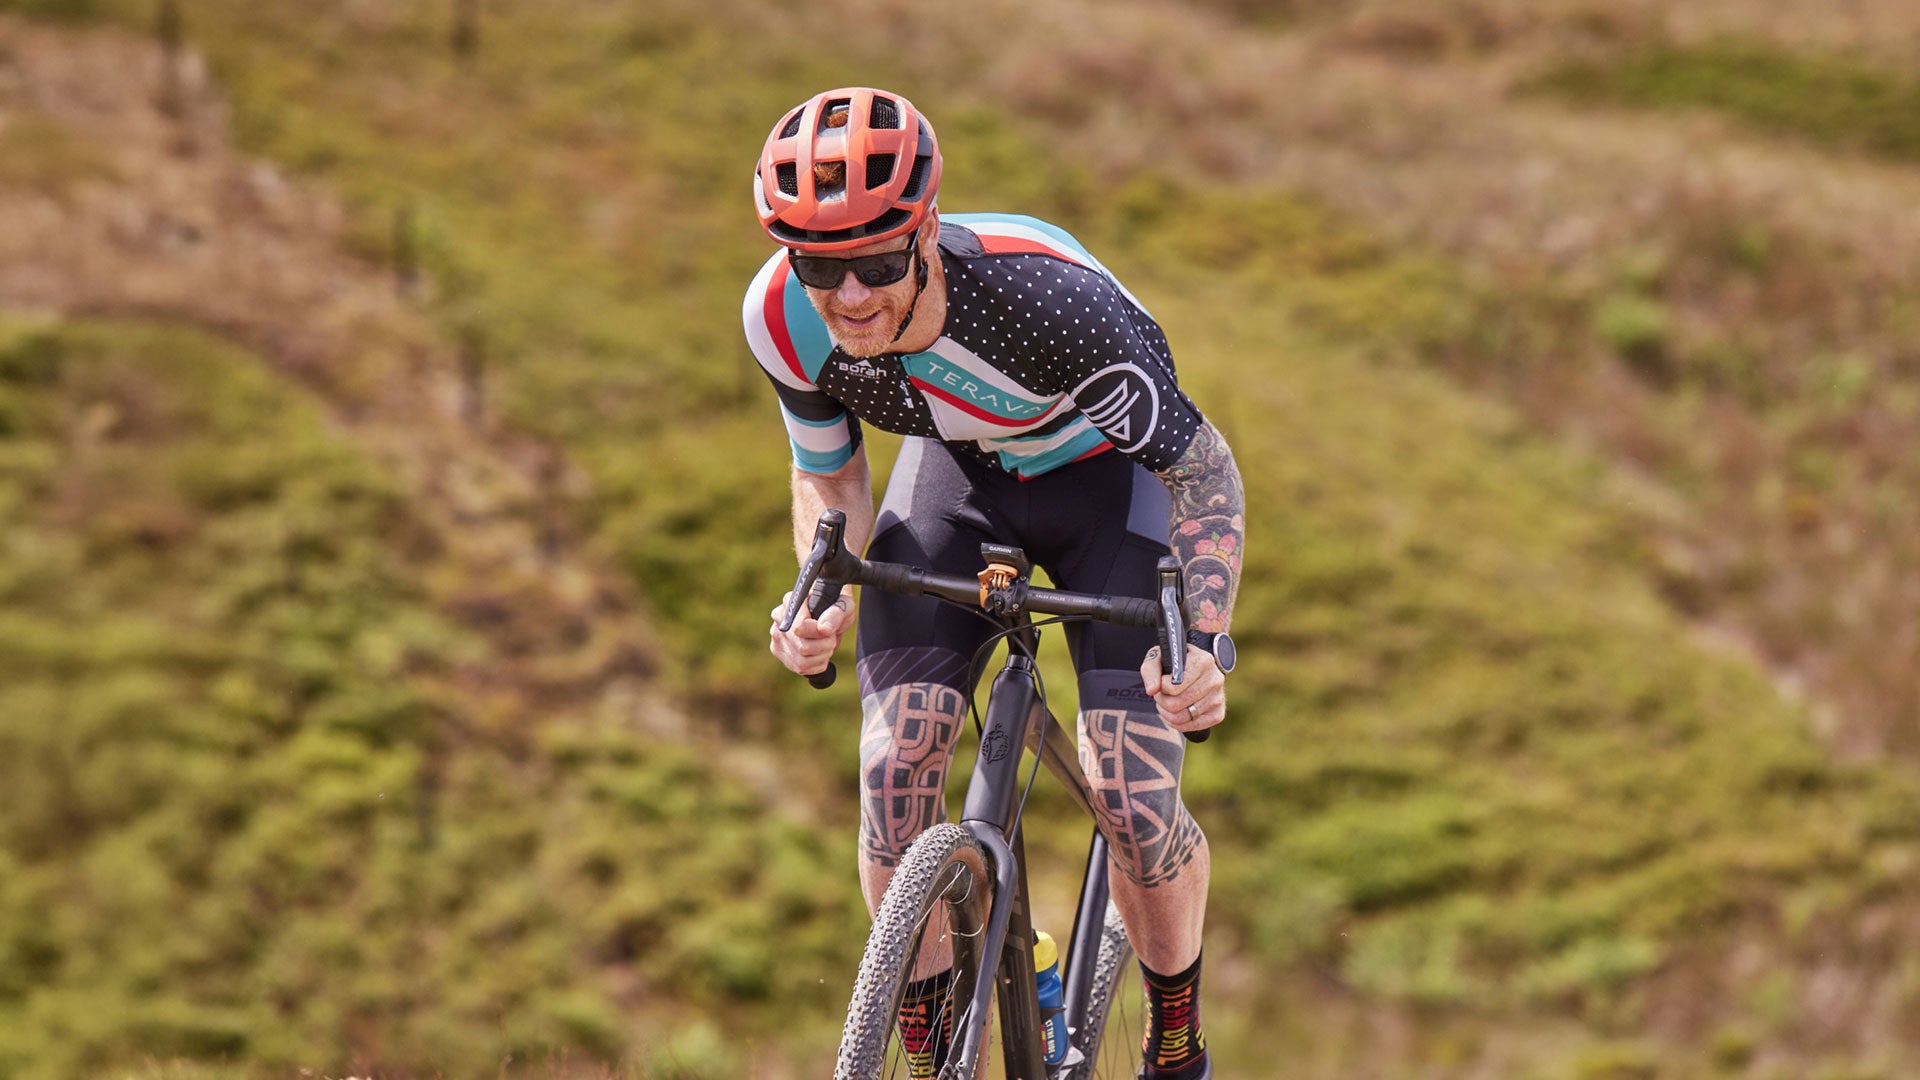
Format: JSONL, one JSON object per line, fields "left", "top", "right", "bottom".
{"left": 857, "top": 681, "right": 967, "bottom": 866}
{"left": 1079, "top": 707, "right": 1205, "bottom": 888}
{"left": 1091, "top": 780, "right": 1206, "bottom": 888}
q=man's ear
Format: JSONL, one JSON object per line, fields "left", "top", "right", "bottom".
{"left": 921, "top": 206, "right": 940, "bottom": 253}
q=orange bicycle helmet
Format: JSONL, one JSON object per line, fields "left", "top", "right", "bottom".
{"left": 753, "top": 87, "right": 942, "bottom": 253}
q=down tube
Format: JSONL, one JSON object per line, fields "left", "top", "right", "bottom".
{"left": 952, "top": 656, "right": 1049, "bottom": 1079}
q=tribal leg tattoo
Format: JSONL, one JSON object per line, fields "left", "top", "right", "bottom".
{"left": 1154, "top": 420, "right": 1245, "bottom": 634}
{"left": 858, "top": 682, "right": 967, "bottom": 869}
{"left": 1080, "top": 707, "right": 1204, "bottom": 888}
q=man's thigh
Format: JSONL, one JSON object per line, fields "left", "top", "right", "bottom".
{"left": 853, "top": 439, "right": 999, "bottom": 864}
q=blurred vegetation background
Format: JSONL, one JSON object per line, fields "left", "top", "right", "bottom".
{"left": 2, "top": 1, "right": 1919, "bottom": 1077}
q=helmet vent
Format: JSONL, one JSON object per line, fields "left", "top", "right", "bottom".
{"left": 775, "top": 163, "right": 798, "bottom": 197}
{"left": 813, "top": 160, "right": 846, "bottom": 195}
{"left": 769, "top": 206, "right": 912, "bottom": 246}
{"left": 870, "top": 97, "right": 901, "bottom": 129}
{"left": 865, "top": 153, "right": 896, "bottom": 190}
{"left": 778, "top": 110, "right": 804, "bottom": 140}
{"left": 821, "top": 99, "right": 852, "bottom": 132}
{"left": 900, "top": 156, "right": 930, "bottom": 200}
{"left": 858, "top": 206, "right": 912, "bottom": 238}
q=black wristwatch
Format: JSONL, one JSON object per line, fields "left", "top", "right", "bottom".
{"left": 1186, "top": 630, "right": 1236, "bottom": 674}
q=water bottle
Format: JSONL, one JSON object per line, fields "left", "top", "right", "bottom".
{"left": 1033, "top": 929, "right": 1068, "bottom": 1066}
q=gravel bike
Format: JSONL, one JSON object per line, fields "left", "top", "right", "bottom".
{"left": 779, "top": 509, "right": 1223, "bottom": 1079}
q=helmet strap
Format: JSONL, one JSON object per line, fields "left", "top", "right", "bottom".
{"left": 888, "top": 231, "right": 931, "bottom": 347}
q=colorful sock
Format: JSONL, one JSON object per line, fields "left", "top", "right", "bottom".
{"left": 1140, "top": 951, "right": 1208, "bottom": 1079}
{"left": 898, "top": 967, "right": 956, "bottom": 1079}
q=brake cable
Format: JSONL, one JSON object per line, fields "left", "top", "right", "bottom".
{"left": 962, "top": 614, "right": 1087, "bottom": 843}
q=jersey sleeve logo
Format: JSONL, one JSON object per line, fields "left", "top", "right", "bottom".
{"left": 1076, "top": 364, "right": 1160, "bottom": 453}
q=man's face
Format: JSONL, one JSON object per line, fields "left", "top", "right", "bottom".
{"left": 797, "top": 231, "right": 922, "bottom": 358}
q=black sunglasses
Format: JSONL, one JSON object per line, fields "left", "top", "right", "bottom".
{"left": 788, "top": 229, "right": 920, "bottom": 290}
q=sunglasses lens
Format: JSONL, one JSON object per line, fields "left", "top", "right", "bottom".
{"left": 855, "top": 252, "right": 911, "bottom": 288}
{"left": 789, "top": 256, "right": 842, "bottom": 289}
{"left": 788, "top": 247, "right": 914, "bottom": 290}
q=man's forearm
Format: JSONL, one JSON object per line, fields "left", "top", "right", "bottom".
{"left": 791, "top": 446, "right": 876, "bottom": 567}
{"left": 1154, "top": 422, "right": 1244, "bottom": 634}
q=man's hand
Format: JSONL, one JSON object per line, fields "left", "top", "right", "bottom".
{"left": 1139, "top": 645, "right": 1225, "bottom": 735}
{"left": 769, "top": 592, "right": 855, "bottom": 676}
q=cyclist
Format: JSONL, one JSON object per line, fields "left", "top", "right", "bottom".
{"left": 746, "top": 87, "right": 1242, "bottom": 1080}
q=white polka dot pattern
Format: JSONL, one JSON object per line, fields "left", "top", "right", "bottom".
{"left": 742, "top": 213, "right": 1205, "bottom": 477}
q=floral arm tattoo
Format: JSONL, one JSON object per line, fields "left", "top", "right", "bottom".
{"left": 1153, "top": 420, "right": 1245, "bottom": 633}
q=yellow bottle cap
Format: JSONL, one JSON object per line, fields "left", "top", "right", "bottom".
{"left": 1032, "top": 929, "right": 1058, "bottom": 971}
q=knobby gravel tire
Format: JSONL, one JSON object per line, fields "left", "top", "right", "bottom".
{"left": 1064, "top": 900, "right": 1140, "bottom": 1080}
{"left": 834, "top": 823, "right": 995, "bottom": 1080}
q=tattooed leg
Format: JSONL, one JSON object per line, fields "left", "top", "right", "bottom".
{"left": 858, "top": 680, "right": 968, "bottom": 977}
{"left": 1080, "top": 703, "right": 1210, "bottom": 975}
{"left": 858, "top": 681, "right": 967, "bottom": 872}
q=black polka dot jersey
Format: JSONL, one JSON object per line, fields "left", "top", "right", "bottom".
{"left": 742, "top": 212, "right": 1205, "bottom": 479}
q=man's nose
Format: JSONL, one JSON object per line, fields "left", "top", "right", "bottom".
{"left": 834, "top": 273, "right": 872, "bottom": 306}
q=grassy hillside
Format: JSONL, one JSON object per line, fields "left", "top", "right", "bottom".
{"left": 889, "top": 0, "right": 1920, "bottom": 758}
{"left": 0, "top": 320, "right": 859, "bottom": 1080}
{"left": 3, "top": 2, "right": 1920, "bottom": 1078}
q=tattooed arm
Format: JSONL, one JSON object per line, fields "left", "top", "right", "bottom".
{"left": 1154, "top": 420, "right": 1244, "bottom": 634}
{"left": 1133, "top": 419, "right": 1243, "bottom": 735}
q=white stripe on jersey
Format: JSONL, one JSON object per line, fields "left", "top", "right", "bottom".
{"left": 742, "top": 250, "right": 815, "bottom": 392}
{"left": 779, "top": 404, "right": 854, "bottom": 455}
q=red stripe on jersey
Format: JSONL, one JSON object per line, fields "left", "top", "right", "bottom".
{"left": 762, "top": 260, "right": 810, "bottom": 385}
{"left": 970, "top": 233, "right": 1096, "bottom": 269}
{"left": 909, "top": 378, "right": 1069, "bottom": 428}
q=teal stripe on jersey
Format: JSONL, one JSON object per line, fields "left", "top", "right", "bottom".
{"left": 781, "top": 400, "right": 855, "bottom": 468}
{"left": 900, "top": 349, "right": 1056, "bottom": 424}
{"left": 793, "top": 440, "right": 855, "bottom": 474}
{"left": 994, "top": 424, "right": 1111, "bottom": 478}
{"left": 782, "top": 269, "right": 835, "bottom": 382}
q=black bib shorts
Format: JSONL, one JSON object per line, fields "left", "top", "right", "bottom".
{"left": 855, "top": 437, "right": 1172, "bottom": 714}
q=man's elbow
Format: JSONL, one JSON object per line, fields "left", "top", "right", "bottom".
{"left": 792, "top": 448, "right": 870, "bottom": 493}
{"left": 1152, "top": 420, "right": 1239, "bottom": 491}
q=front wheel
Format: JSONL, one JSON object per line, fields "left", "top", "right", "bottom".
{"left": 1065, "top": 900, "right": 1144, "bottom": 1080}
{"left": 834, "top": 824, "right": 995, "bottom": 1080}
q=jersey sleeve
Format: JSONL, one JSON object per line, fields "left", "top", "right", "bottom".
{"left": 1039, "top": 262, "right": 1206, "bottom": 472}
{"left": 742, "top": 251, "right": 864, "bottom": 474}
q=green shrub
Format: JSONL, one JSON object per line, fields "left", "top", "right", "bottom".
{"left": 1594, "top": 293, "right": 1671, "bottom": 377}
{"left": 1533, "top": 42, "right": 1920, "bottom": 163}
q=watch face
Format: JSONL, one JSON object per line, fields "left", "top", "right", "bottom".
{"left": 1212, "top": 633, "right": 1236, "bottom": 674}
